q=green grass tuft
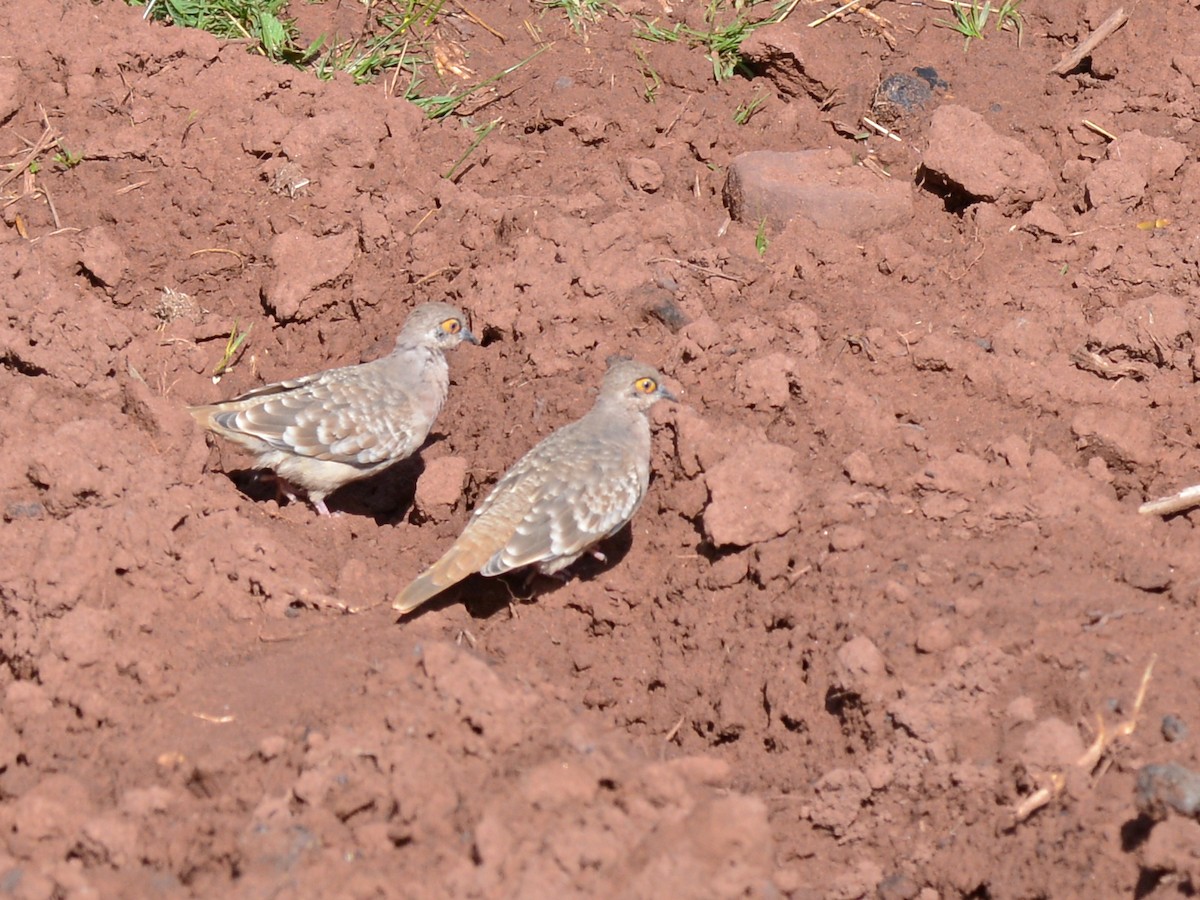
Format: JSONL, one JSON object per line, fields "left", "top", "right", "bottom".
{"left": 538, "top": 0, "right": 611, "bottom": 34}
{"left": 635, "top": 0, "right": 790, "bottom": 83}
{"left": 143, "top": 0, "right": 309, "bottom": 63}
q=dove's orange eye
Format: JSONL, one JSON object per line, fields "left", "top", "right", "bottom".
{"left": 634, "top": 377, "right": 658, "bottom": 394}
{"left": 441, "top": 318, "right": 463, "bottom": 335}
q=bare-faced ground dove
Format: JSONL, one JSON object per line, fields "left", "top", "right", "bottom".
{"left": 189, "top": 301, "right": 476, "bottom": 515}
{"left": 394, "top": 358, "right": 676, "bottom": 614}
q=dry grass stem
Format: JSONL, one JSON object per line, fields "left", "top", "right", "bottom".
{"left": 1013, "top": 654, "right": 1156, "bottom": 824}
{"left": 1050, "top": 6, "right": 1129, "bottom": 75}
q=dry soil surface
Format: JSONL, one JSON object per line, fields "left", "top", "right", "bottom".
{"left": 3, "top": 1, "right": 1200, "bottom": 897}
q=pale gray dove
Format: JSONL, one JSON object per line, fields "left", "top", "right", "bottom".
{"left": 190, "top": 301, "right": 477, "bottom": 515}
{"left": 394, "top": 359, "right": 677, "bottom": 614}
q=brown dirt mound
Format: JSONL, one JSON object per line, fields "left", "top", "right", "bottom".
{"left": 2, "top": 1, "right": 1199, "bottom": 896}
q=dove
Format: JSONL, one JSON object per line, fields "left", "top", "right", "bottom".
{"left": 394, "top": 358, "right": 677, "bottom": 614}
{"left": 189, "top": 301, "right": 477, "bottom": 515}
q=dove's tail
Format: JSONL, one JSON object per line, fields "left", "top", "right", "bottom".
{"left": 393, "top": 530, "right": 498, "bottom": 614}
{"left": 188, "top": 404, "right": 218, "bottom": 431}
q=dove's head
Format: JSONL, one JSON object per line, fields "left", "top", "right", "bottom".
{"left": 599, "top": 358, "right": 678, "bottom": 413}
{"left": 398, "top": 302, "right": 479, "bottom": 351}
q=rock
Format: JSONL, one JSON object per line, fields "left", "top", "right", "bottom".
{"left": 871, "top": 72, "right": 934, "bottom": 124}
{"left": 908, "top": 331, "right": 976, "bottom": 372}
{"left": 1006, "top": 697, "right": 1036, "bottom": 723}
{"left": 76, "top": 226, "right": 129, "bottom": 290}
{"left": 808, "top": 768, "right": 872, "bottom": 836}
{"left": 751, "top": 537, "right": 802, "bottom": 585}
{"left": 1085, "top": 160, "right": 1147, "bottom": 210}
{"left": 680, "top": 317, "right": 721, "bottom": 351}
{"left": 874, "top": 233, "right": 925, "bottom": 281}
{"left": 922, "top": 105, "right": 1053, "bottom": 208}
{"left": 828, "top": 524, "right": 865, "bottom": 552}
{"left": 280, "top": 101, "right": 388, "bottom": 169}
{"left": 639, "top": 286, "right": 688, "bottom": 331}
{"left": 1108, "top": 130, "right": 1187, "bottom": 183}
{"left": 1019, "top": 201, "right": 1069, "bottom": 237}
{"left": 674, "top": 407, "right": 741, "bottom": 478}
{"left": 842, "top": 450, "right": 880, "bottom": 486}
{"left": 703, "top": 442, "right": 803, "bottom": 546}
{"left": 991, "top": 435, "right": 1031, "bottom": 471}
{"left": 836, "top": 636, "right": 888, "bottom": 694}
{"left": 739, "top": 25, "right": 867, "bottom": 102}
{"left": 0, "top": 62, "right": 21, "bottom": 124}
{"left": 567, "top": 114, "right": 608, "bottom": 145}
{"left": 734, "top": 353, "right": 797, "bottom": 410}
{"left": 626, "top": 156, "right": 664, "bottom": 192}
{"left": 704, "top": 552, "right": 749, "bottom": 590}
{"left": 830, "top": 860, "right": 884, "bottom": 899}
{"left": 914, "top": 619, "right": 953, "bottom": 654}
{"left": 1136, "top": 763, "right": 1200, "bottom": 820}
{"left": 1021, "top": 718, "right": 1084, "bottom": 770}
{"left": 50, "top": 606, "right": 113, "bottom": 667}
{"left": 413, "top": 456, "right": 467, "bottom": 523}
{"left": 1140, "top": 816, "right": 1200, "bottom": 886}
{"left": 724, "top": 149, "right": 913, "bottom": 236}
{"left": 1070, "top": 408, "right": 1156, "bottom": 471}
{"left": 1121, "top": 557, "right": 1172, "bottom": 593}
{"left": 878, "top": 872, "right": 921, "bottom": 900}
{"left": 262, "top": 229, "right": 358, "bottom": 322}
{"left": 917, "top": 449, "right": 991, "bottom": 496}
{"left": 1162, "top": 715, "right": 1189, "bottom": 743}
{"left": 1087, "top": 292, "right": 1191, "bottom": 360}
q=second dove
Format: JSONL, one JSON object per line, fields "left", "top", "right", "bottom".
{"left": 394, "top": 358, "right": 677, "bottom": 614}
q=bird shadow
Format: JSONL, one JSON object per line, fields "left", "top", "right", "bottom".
{"left": 404, "top": 525, "right": 636, "bottom": 621}
{"left": 225, "top": 454, "right": 424, "bottom": 525}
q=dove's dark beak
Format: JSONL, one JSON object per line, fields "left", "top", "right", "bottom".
{"left": 660, "top": 385, "right": 679, "bottom": 403}
{"left": 463, "top": 328, "right": 480, "bottom": 345}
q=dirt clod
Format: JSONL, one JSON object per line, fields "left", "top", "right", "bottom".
{"left": 2, "top": 1, "right": 1196, "bottom": 895}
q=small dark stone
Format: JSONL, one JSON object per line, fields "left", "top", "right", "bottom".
{"left": 1135, "top": 762, "right": 1200, "bottom": 820}
{"left": 1162, "top": 714, "right": 1189, "bottom": 743}
{"left": 871, "top": 74, "right": 933, "bottom": 126}
{"left": 3, "top": 501, "right": 45, "bottom": 521}
{"left": 877, "top": 872, "right": 920, "bottom": 900}
{"left": 642, "top": 290, "right": 689, "bottom": 332}
{"left": 913, "top": 66, "right": 948, "bottom": 90}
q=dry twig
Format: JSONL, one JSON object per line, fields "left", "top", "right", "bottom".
{"left": 189, "top": 247, "right": 245, "bottom": 265}
{"left": 861, "top": 116, "right": 901, "bottom": 142}
{"left": 1140, "top": 484, "right": 1200, "bottom": 517}
{"left": 1082, "top": 119, "right": 1117, "bottom": 141}
{"left": 647, "top": 256, "right": 747, "bottom": 284}
{"left": 808, "top": 0, "right": 866, "bottom": 27}
{"left": 0, "top": 116, "right": 59, "bottom": 194}
{"left": 808, "top": 0, "right": 894, "bottom": 46}
{"left": 1069, "top": 346, "right": 1149, "bottom": 381}
{"left": 1050, "top": 6, "right": 1129, "bottom": 75}
{"left": 1013, "top": 654, "right": 1156, "bottom": 824}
